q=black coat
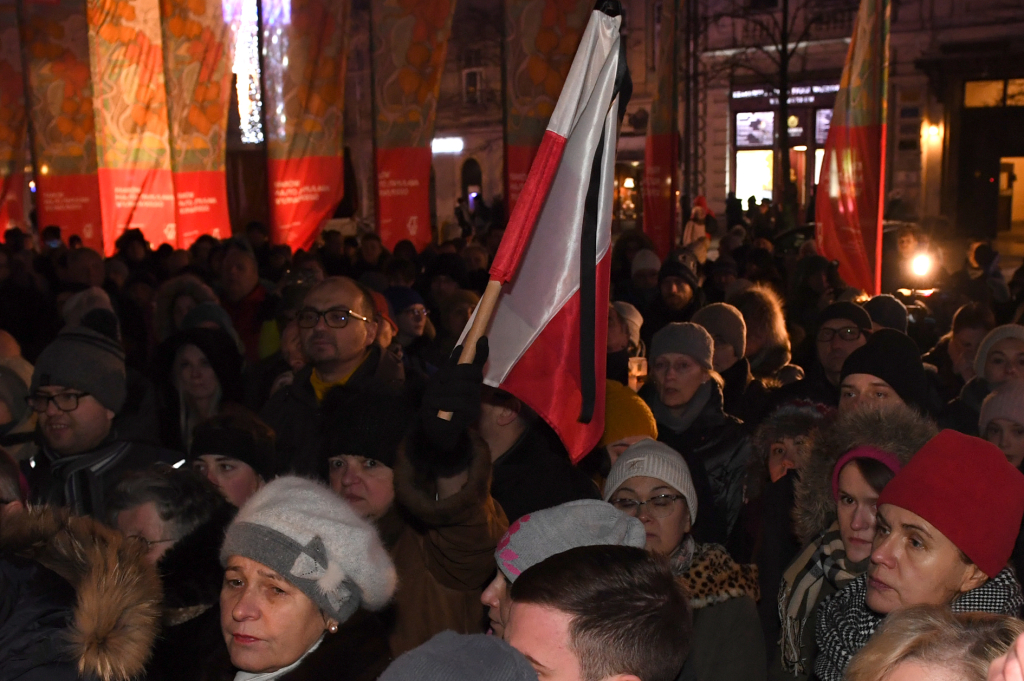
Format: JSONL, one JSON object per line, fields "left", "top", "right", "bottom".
{"left": 490, "top": 425, "right": 600, "bottom": 524}
{"left": 939, "top": 376, "right": 989, "bottom": 436}
{"left": 261, "top": 346, "right": 405, "bottom": 477}
{"left": 770, "top": 362, "right": 838, "bottom": 409}
{"left": 720, "top": 358, "right": 773, "bottom": 427}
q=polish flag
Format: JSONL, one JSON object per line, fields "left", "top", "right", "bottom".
{"left": 463, "top": 5, "right": 630, "bottom": 462}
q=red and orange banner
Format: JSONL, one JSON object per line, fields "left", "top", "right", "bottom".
{"left": 815, "top": 0, "right": 890, "bottom": 295}
{"left": 0, "top": 0, "right": 28, "bottom": 229}
{"left": 261, "top": 0, "right": 349, "bottom": 251}
{"left": 371, "top": 0, "right": 456, "bottom": 251}
{"left": 503, "top": 0, "right": 590, "bottom": 215}
{"left": 643, "top": 0, "right": 677, "bottom": 260}
{"left": 21, "top": 0, "right": 104, "bottom": 250}
{"left": 160, "top": 0, "right": 232, "bottom": 248}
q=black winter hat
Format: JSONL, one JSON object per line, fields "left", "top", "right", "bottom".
{"left": 658, "top": 258, "right": 699, "bottom": 290}
{"left": 818, "top": 301, "right": 872, "bottom": 332}
{"left": 863, "top": 294, "right": 908, "bottom": 333}
{"left": 190, "top": 409, "right": 278, "bottom": 480}
{"left": 320, "top": 387, "right": 416, "bottom": 470}
{"left": 840, "top": 329, "right": 929, "bottom": 413}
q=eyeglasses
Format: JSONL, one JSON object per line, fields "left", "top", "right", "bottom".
{"left": 817, "top": 326, "right": 864, "bottom": 343}
{"left": 26, "top": 391, "right": 89, "bottom": 413}
{"left": 127, "top": 535, "right": 176, "bottom": 551}
{"left": 609, "top": 494, "right": 685, "bottom": 519}
{"left": 296, "top": 306, "right": 370, "bottom": 329}
{"left": 402, "top": 308, "right": 429, "bottom": 319}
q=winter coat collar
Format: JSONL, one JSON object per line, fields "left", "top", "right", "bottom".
{"left": 0, "top": 507, "right": 162, "bottom": 681}
{"left": 158, "top": 502, "right": 235, "bottom": 617}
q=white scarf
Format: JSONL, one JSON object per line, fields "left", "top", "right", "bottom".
{"left": 233, "top": 635, "right": 324, "bottom": 681}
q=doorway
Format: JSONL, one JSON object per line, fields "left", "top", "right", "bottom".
{"left": 999, "top": 157, "right": 1024, "bottom": 234}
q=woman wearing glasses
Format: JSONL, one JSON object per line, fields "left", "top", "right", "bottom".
{"left": 604, "top": 438, "right": 766, "bottom": 681}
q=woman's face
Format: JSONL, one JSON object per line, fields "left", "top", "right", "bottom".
{"left": 221, "top": 555, "right": 333, "bottom": 673}
{"left": 608, "top": 475, "right": 690, "bottom": 556}
{"left": 175, "top": 344, "right": 219, "bottom": 402}
{"left": 480, "top": 572, "right": 511, "bottom": 638}
{"left": 327, "top": 455, "right": 395, "bottom": 521}
{"left": 866, "top": 504, "right": 986, "bottom": 615}
{"left": 984, "top": 418, "right": 1024, "bottom": 468}
{"left": 984, "top": 337, "right": 1024, "bottom": 387}
{"left": 836, "top": 462, "right": 880, "bottom": 564}
{"left": 768, "top": 436, "right": 805, "bottom": 483}
{"left": 172, "top": 294, "right": 197, "bottom": 330}
{"left": 192, "top": 455, "right": 263, "bottom": 507}
{"left": 651, "top": 353, "right": 706, "bottom": 409}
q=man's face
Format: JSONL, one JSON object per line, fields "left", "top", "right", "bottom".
{"left": 480, "top": 572, "right": 512, "bottom": 637}
{"left": 897, "top": 234, "right": 918, "bottom": 257}
{"left": 299, "top": 282, "right": 377, "bottom": 370}
{"left": 221, "top": 250, "right": 259, "bottom": 303}
{"left": 948, "top": 327, "right": 986, "bottom": 380}
{"left": 659, "top": 276, "right": 693, "bottom": 311}
{"left": 506, "top": 602, "right": 584, "bottom": 681}
{"left": 816, "top": 318, "right": 867, "bottom": 377}
{"left": 35, "top": 386, "right": 115, "bottom": 456}
{"left": 838, "top": 373, "right": 901, "bottom": 414}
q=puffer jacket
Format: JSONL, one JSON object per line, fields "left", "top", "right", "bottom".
{"left": 642, "top": 380, "right": 751, "bottom": 545}
{"left": 380, "top": 430, "right": 508, "bottom": 656}
{"left": 0, "top": 507, "right": 163, "bottom": 681}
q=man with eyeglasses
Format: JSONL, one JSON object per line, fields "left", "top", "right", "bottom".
{"left": 384, "top": 285, "right": 437, "bottom": 379}
{"left": 775, "top": 302, "right": 872, "bottom": 408}
{"left": 23, "top": 326, "right": 176, "bottom": 517}
{"left": 260, "top": 276, "right": 405, "bottom": 476}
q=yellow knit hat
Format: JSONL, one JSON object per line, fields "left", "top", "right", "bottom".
{"left": 600, "top": 379, "right": 658, "bottom": 447}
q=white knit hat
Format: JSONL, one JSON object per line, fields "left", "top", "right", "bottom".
{"left": 221, "top": 476, "right": 397, "bottom": 623}
{"left": 612, "top": 301, "right": 643, "bottom": 350}
{"left": 980, "top": 381, "right": 1024, "bottom": 432}
{"left": 631, "top": 249, "right": 662, "bottom": 276}
{"left": 975, "top": 324, "right": 1024, "bottom": 379}
{"left": 603, "top": 440, "right": 698, "bottom": 525}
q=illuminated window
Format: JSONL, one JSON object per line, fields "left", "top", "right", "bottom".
{"left": 228, "top": 0, "right": 264, "bottom": 144}
{"left": 964, "top": 80, "right": 1005, "bottom": 108}
{"left": 1007, "top": 80, "right": 1024, "bottom": 107}
{"left": 735, "top": 149, "right": 773, "bottom": 202}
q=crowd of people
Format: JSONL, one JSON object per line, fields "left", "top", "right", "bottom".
{"left": 4, "top": 212, "right": 1024, "bottom": 681}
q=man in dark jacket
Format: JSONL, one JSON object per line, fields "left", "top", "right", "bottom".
{"left": 261, "top": 276, "right": 405, "bottom": 476}
{"left": 23, "top": 326, "right": 177, "bottom": 518}
{"left": 478, "top": 387, "right": 599, "bottom": 523}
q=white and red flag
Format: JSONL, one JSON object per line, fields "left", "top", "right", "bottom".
{"left": 461, "top": 3, "right": 630, "bottom": 463}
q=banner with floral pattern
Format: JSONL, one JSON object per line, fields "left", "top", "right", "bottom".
{"left": 0, "top": 0, "right": 28, "bottom": 229}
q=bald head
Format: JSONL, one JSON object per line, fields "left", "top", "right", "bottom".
{"left": 0, "top": 331, "right": 20, "bottom": 360}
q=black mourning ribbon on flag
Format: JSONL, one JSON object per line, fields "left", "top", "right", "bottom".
{"left": 578, "top": 0, "right": 632, "bottom": 424}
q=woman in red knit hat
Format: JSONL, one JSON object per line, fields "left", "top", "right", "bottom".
{"left": 813, "top": 429, "right": 1024, "bottom": 681}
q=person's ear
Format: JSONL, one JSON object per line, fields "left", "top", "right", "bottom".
{"left": 105, "top": 408, "right": 116, "bottom": 422}
{"left": 959, "top": 563, "right": 989, "bottom": 595}
{"left": 364, "top": 320, "right": 379, "bottom": 347}
{"left": 495, "top": 399, "right": 522, "bottom": 427}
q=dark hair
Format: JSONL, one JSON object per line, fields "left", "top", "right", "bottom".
{"left": 952, "top": 302, "right": 996, "bottom": 334}
{"left": 383, "top": 258, "right": 417, "bottom": 285}
{"left": 510, "top": 545, "right": 691, "bottom": 681}
{"left": 107, "top": 464, "right": 226, "bottom": 541}
{"left": 0, "top": 447, "right": 22, "bottom": 503}
{"left": 853, "top": 457, "right": 897, "bottom": 494}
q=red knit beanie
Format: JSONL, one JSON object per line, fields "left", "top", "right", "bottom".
{"left": 878, "top": 429, "right": 1024, "bottom": 577}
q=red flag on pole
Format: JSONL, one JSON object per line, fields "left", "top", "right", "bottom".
{"left": 462, "top": 4, "right": 629, "bottom": 463}
{"left": 815, "top": 0, "right": 890, "bottom": 295}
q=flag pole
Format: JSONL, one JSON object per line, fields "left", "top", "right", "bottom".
{"left": 438, "top": 279, "right": 503, "bottom": 420}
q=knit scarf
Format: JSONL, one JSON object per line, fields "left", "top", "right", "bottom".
{"left": 778, "top": 522, "right": 867, "bottom": 675}
{"left": 671, "top": 537, "right": 760, "bottom": 609}
{"left": 647, "top": 381, "right": 712, "bottom": 434}
{"left": 814, "top": 568, "right": 1024, "bottom": 681}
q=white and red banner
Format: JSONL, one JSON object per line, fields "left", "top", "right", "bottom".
{"left": 464, "top": 6, "right": 628, "bottom": 462}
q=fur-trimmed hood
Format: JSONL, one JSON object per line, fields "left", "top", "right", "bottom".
{"left": 793, "top": 404, "right": 937, "bottom": 545}
{"left": 747, "top": 401, "right": 832, "bottom": 499}
{"left": 0, "top": 507, "right": 163, "bottom": 681}
{"left": 158, "top": 501, "right": 234, "bottom": 614}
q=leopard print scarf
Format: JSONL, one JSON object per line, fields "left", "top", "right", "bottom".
{"left": 672, "top": 537, "right": 760, "bottom": 609}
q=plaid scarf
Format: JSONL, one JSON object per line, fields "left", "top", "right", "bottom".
{"left": 814, "top": 567, "right": 1024, "bottom": 681}
{"left": 777, "top": 522, "right": 867, "bottom": 675}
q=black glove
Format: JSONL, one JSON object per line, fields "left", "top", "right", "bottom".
{"left": 416, "top": 336, "right": 489, "bottom": 476}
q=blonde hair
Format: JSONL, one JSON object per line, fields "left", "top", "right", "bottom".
{"left": 844, "top": 606, "right": 1024, "bottom": 681}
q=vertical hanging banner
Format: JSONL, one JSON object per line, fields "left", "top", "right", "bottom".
{"left": 160, "top": 0, "right": 232, "bottom": 247}
{"left": 0, "top": 0, "right": 27, "bottom": 229}
{"left": 643, "top": 0, "right": 676, "bottom": 259}
{"left": 371, "top": 0, "right": 456, "bottom": 251}
{"left": 87, "top": 0, "right": 177, "bottom": 254}
{"left": 815, "top": 0, "right": 889, "bottom": 295}
{"left": 262, "top": 0, "right": 349, "bottom": 251}
{"left": 21, "top": 0, "right": 104, "bottom": 250}
{"left": 503, "top": 0, "right": 591, "bottom": 215}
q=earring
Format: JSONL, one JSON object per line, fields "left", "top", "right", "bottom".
{"left": 329, "top": 623, "right": 339, "bottom": 634}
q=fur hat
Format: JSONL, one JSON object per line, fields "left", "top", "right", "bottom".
{"left": 793, "top": 402, "right": 937, "bottom": 545}
{"left": 380, "top": 631, "right": 537, "bottom": 681}
{"left": 980, "top": 381, "right": 1024, "bottom": 433}
{"left": 604, "top": 440, "right": 698, "bottom": 525}
{"left": 650, "top": 322, "right": 714, "bottom": 369}
{"left": 601, "top": 379, "right": 658, "bottom": 447}
{"left": 495, "top": 499, "right": 646, "bottom": 581}
{"left": 726, "top": 284, "right": 791, "bottom": 379}
{"left": 220, "top": 476, "right": 397, "bottom": 624}
{"left": 692, "top": 303, "right": 747, "bottom": 359}
{"left": 975, "top": 325, "right": 1024, "bottom": 380}
{"left": 31, "top": 326, "right": 127, "bottom": 413}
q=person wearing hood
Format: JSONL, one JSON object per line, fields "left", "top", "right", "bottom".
{"left": 156, "top": 326, "right": 245, "bottom": 452}
{"left": 941, "top": 324, "right": 1024, "bottom": 435}
{"left": 813, "top": 430, "right": 1024, "bottom": 681}
{"left": 640, "top": 259, "right": 706, "bottom": 349}
{"left": 320, "top": 338, "right": 507, "bottom": 655}
{"left": 0, "top": 506, "right": 163, "bottom": 680}
{"left": 771, "top": 403, "right": 937, "bottom": 680}
{"left": 838, "top": 328, "right": 934, "bottom": 416}
{"left": 604, "top": 439, "right": 766, "bottom": 681}
{"left": 209, "top": 476, "right": 396, "bottom": 681}
{"left": 152, "top": 273, "right": 220, "bottom": 344}
{"left": 640, "top": 322, "right": 751, "bottom": 544}
{"left": 692, "top": 302, "right": 772, "bottom": 423}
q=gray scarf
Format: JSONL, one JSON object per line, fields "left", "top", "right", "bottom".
{"left": 647, "top": 381, "right": 712, "bottom": 434}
